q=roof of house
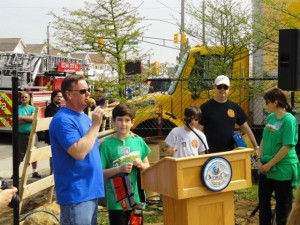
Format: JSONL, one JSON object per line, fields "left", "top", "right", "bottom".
{"left": 0, "top": 38, "right": 25, "bottom": 52}
{"left": 70, "top": 53, "right": 88, "bottom": 59}
{"left": 24, "top": 44, "right": 47, "bottom": 54}
{"left": 70, "top": 53, "right": 91, "bottom": 63}
{"left": 49, "top": 48, "right": 63, "bottom": 56}
{"left": 88, "top": 53, "right": 106, "bottom": 64}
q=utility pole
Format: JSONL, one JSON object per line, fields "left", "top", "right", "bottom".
{"left": 179, "top": 0, "right": 185, "bottom": 62}
{"left": 47, "top": 23, "right": 50, "bottom": 55}
{"left": 202, "top": 0, "right": 206, "bottom": 45}
{"left": 46, "top": 23, "right": 51, "bottom": 72}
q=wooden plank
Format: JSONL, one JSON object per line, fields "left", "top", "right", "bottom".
{"left": 35, "top": 117, "right": 52, "bottom": 132}
{"left": 21, "top": 176, "right": 55, "bottom": 200}
{"left": 28, "top": 146, "right": 52, "bottom": 163}
{"left": 98, "top": 129, "right": 116, "bottom": 139}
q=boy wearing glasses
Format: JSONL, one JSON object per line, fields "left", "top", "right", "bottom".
{"left": 165, "top": 106, "right": 208, "bottom": 157}
{"left": 198, "top": 75, "right": 259, "bottom": 153}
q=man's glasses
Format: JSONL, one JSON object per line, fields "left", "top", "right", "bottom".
{"left": 68, "top": 88, "right": 91, "bottom": 94}
{"left": 94, "top": 89, "right": 104, "bottom": 93}
{"left": 216, "top": 84, "right": 229, "bottom": 90}
{"left": 55, "top": 96, "right": 63, "bottom": 98}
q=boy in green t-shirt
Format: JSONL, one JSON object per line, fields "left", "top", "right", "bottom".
{"left": 100, "top": 103, "right": 151, "bottom": 225}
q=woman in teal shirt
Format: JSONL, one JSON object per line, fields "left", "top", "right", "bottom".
{"left": 257, "top": 88, "right": 299, "bottom": 225}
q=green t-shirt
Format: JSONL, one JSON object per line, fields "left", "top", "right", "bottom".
{"left": 261, "top": 112, "right": 299, "bottom": 187}
{"left": 100, "top": 135, "right": 151, "bottom": 210}
{"left": 18, "top": 105, "right": 35, "bottom": 134}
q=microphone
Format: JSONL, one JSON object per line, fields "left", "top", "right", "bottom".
{"left": 184, "top": 117, "right": 191, "bottom": 125}
{"left": 165, "top": 112, "right": 177, "bottom": 120}
{"left": 87, "top": 98, "right": 107, "bottom": 119}
{"left": 87, "top": 98, "right": 96, "bottom": 108}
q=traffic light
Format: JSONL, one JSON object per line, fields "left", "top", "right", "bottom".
{"left": 181, "top": 33, "right": 187, "bottom": 44}
{"left": 151, "top": 61, "right": 160, "bottom": 75}
{"left": 173, "top": 33, "right": 179, "bottom": 44}
{"left": 98, "top": 37, "right": 104, "bottom": 47}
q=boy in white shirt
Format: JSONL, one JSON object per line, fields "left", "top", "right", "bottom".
{"left": 165, "top": 106, "right": 208, "bottom": 157}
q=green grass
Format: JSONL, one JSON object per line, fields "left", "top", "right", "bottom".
{"left": 143, "top": 207, "right": 163, "bottom": 223}
{"left": 235, "top": 183, "right": 259, "bottom": 201}
{"left": 98, "top": 207, "right": 109, "bottom": 225}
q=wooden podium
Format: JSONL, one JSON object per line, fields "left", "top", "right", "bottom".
{"left": 141, "top": 148, "right": 253, "bottom": 225}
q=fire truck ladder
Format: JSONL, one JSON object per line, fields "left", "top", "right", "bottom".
{"left": 1, "top": 52, "right": 87, "bottom": 74}
{"left": 0, "top": 53, "right": 88, "bottom": 88}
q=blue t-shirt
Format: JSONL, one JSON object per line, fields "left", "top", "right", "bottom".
{"left": 18, "top": 105, "right": 35, "bottom": 134}
{"left": 49, "top": 107, "right": 104, "bottom": 205}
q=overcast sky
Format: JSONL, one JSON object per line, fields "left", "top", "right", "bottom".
{"left": 0, "top": 0, "right": 184, "bottom": 64}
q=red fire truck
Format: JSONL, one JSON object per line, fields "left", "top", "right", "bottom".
{"left": 0, "top": 52, "right": 87, "bottom": 132}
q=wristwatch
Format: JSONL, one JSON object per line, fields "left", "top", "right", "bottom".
{"left": 255, "top": 146, "right": 259, "bottom": 150}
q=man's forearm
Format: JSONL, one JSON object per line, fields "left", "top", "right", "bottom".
{"left": 67, "top": 124, "right": 100, "bottom": 160}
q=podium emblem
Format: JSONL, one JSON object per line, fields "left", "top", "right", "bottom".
{"left": 201, "top": 156, "right": 232, "bottom": 192}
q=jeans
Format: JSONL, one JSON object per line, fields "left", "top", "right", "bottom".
{"left": 60, "top": 199, "right": 98, "bottom": 225}
{"left": 258, "top": 174, "right": 292, "bottom": 225}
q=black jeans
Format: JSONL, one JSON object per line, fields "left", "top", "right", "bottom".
{"left": 258, "top": 173, "right": 293, "bottom": 225}
{"left": 108, "top": 210, "right": 132, "bottom": 225}
{"left": 108, "top": 209, "right": 144, "bottom": 225}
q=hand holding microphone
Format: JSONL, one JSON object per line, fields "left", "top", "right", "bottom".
{"left": 87, "top": 98, "right": 97, "bottom": 110}
{"left": 87, "top": 98, "right": 104, "bottom": 126}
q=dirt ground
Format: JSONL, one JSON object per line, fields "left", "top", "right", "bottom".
{"left": 0, "top": 192, "right": 259, "bottom": 225}
{"left": 234, "top": 199, "right": 259, "bottom": 225}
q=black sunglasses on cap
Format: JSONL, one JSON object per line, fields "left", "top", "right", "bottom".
{"left": 216, "top": 84, "right": 229, "bottom": 90}
{"left": 68, "top": 88, "right": 91, "bottom": 94}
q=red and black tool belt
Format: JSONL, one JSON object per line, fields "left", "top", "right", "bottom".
{"left": 111, "top": 174, "right": 137, "bottom": 211}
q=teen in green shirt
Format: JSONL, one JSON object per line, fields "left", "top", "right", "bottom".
{"left": 257, "top": 88, "right": 300, "bottom": 225}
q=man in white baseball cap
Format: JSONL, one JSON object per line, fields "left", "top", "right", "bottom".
{"left": 197, "top": 75, "right": 259, "bottom": 153}
{"left": 214, "top": 75, "right": 230, "bottom": 87}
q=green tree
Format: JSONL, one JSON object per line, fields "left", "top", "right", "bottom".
{"left": 184, "top": 0, "right": 300, "bottom": 78}
{"left": 182, "top": 0, "right": 254, "bottom": 96}
{"left": 252, "top": 0, "right": 300, "bottom": 74}
{"left": 50, "top": 0, "right": 144, "bottom": 97}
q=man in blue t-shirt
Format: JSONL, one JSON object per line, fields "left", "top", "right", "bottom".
{"left": 49, "top": 74, "right": 105, "bottom": 225}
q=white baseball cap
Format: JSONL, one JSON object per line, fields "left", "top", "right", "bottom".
{"left": 214, "top": 75, "right": 230, "bottom": 86}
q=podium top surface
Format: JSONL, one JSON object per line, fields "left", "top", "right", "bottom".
{"left": 141, "top": 148, "right": 253, "bottom": 199}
